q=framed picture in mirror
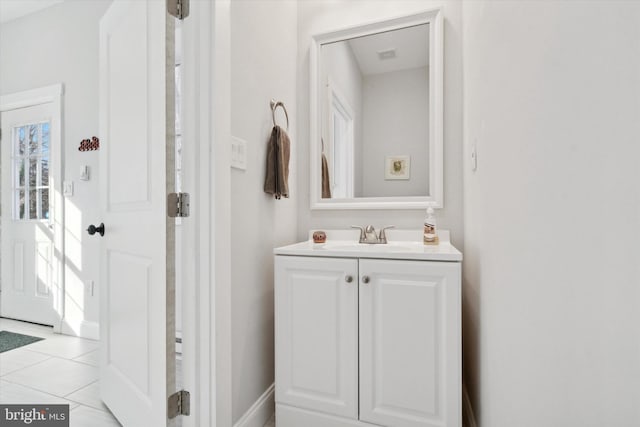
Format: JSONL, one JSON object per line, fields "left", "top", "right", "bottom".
{"left": 385, "top": 156, "right": 411, "bottom": 180}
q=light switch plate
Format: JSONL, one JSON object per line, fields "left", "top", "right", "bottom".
{"left": 85, "top": 280, "right": 95, "bottom": 297}
{"left": 80, "top": 165, "right": 90, "bottom": 181}
{"left": 63, "top": 181, "right": 74, "bottom": 197}
{"left": 231, "top": 136, "right": 247, "bottom": 170}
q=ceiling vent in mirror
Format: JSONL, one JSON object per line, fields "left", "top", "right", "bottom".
{"left": 377, "top": 48, "right": 397, "bottom": 60}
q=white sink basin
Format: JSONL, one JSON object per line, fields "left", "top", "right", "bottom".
{"left": 325, "top": 241, "right": 424, "bottom": 253}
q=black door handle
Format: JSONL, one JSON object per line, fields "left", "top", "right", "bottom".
{"left": 87, "top": 223, "right": 105, "bottom": 237}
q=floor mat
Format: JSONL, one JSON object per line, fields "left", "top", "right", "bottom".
{"left": 0, "top": 330, "right": 44, "bottom": 353}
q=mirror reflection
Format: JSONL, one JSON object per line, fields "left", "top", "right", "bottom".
{"left": 320, "top": 23, "right": 429, "bottom": 199}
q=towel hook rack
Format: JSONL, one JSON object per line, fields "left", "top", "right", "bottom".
{"left": 270, "top": 99, "right": 289, "bottom": 131}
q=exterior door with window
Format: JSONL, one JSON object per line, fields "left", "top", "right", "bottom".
{"left": 0, "top": 90, "right": 63, "bottom": 328}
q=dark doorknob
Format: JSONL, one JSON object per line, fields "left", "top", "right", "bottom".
{"left": 87, "top": 223, "right": 105, "bottom": 237}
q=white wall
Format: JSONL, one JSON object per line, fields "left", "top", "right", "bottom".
{"left": 297, "top": 0, "right": 463, "bottom": 248}
{"left": 321, "top": 41, "right": 364, "bottom": 196}
{"left": 229, "top": 0, "right": 298, "bottom": 423}
{"left": 0, "top": 1, "right": 112, "bottom": 336}
{"left": 462, "top": 1, "right": 640, "bottom": 426}
{"left": 361, "top": 66, "right": 429, "bottom": 197}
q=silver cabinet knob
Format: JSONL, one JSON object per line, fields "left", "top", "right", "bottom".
{"left": 345, "top": 275, "right": 353, "bottom": 283}
{"left": 362, "top": 276, "right": 370, "bottom": 284}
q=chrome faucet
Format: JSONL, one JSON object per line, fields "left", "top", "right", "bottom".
{"left": 351, "top": 225, "right": 395, "bottom": 244}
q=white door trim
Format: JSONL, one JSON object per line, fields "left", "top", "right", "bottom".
{"left": 210, "top": 1, "right": 233, "bottom": 426}
{"left": 0, "top": 84, "right": 64, "bottom": 333}
{"left": 181, "top": 1, "right": 232, "bottom": 426}
{"left": 180, "top": 3, "right": 210, "bottom": 425}
{"left": 0, "top": 84, "right": 63, "bottom": 112}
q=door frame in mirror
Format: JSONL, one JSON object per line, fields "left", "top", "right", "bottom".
{"left": 310, "top": 8, "right": 443, "bottom": 210}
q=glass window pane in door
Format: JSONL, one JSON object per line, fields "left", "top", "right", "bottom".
{"left": 29, "top": 158, "right": 38, "bottom": 187}
{"left": 17, "top": 126, "right": 26, "bottom": 156}
{"left": 29, "top": 125, "right": 38, "bottom": 155}
{"left": 29, "top": 189, "right": 37, "bottom": 219}
{"left": 17, "top": 190, "right": 25, "bottom": 220}
{"left": 16, "top": 159, "right": 25, "bottom": 187}
{"left": 40, "top": 189, "right": 50, "bottom": 220}
{"left": 41, "top": 156, "right": 49, "bottom": 186}
{"left": 12, "top": 121, "right": 51, "bottom": 221}
{"left": 41, "top": 122, "right": 50, "bottom": 154}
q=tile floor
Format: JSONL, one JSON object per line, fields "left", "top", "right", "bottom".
{"left": 1, "top": 318, "right": 277, "bottom": 427}
{"left": 0, "top": 318, "right": 116, "bottom": 426}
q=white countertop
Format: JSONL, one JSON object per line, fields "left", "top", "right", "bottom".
{"left": 274, "top": 229, "right": 462, "bottom": 262}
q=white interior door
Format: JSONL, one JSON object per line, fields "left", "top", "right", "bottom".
{"left": 98, "top": 1, "right": 176, "bottom": 426}
{"left": 1, "top": 88, "right": 63, "bottom": 328}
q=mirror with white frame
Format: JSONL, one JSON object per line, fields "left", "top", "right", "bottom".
{"left": 310, "top": 9, "right": 443, "bottom": 210}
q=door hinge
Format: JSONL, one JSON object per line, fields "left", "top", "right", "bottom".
{"left": 168, "top": 192, "right": 190, "bottom": 218}
{"left": 167, "top": 0, "right": 189, "bottom": 20}
{"left": 168, "top": 390, "right": 190, "bottom": 418}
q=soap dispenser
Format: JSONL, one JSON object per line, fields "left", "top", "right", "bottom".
{"left": 423, "top": 204, "right": 439, "bottom": 245}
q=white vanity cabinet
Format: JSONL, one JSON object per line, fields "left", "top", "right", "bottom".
{"left": 275, "top": 256, "right": 359, "bottom": 419}
{"left": 274, "top": 239, "right": 461, "bottom": 427}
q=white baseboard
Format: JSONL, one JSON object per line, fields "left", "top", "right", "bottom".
{"left": 233, "top": 383, "right": 275, "bottom": 427}
{"left": 60, "top": 319, "right": 99, "bottom": 341}
{"left": 462, "top": 384, "right": 478, "bottom": 427}
{"left": 277, "top": 404, "right": 378, "bottom": 427}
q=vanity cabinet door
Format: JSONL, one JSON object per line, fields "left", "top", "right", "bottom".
{"left": 275, "top": 256, "right": 359, "bottom": 419}
{"left": 359, "top": 260, "right": 461, "bottom": 427}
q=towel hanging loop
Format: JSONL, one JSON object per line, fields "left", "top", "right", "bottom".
{"left": 270, "top": 99, "right": 289, "bottom": 131}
